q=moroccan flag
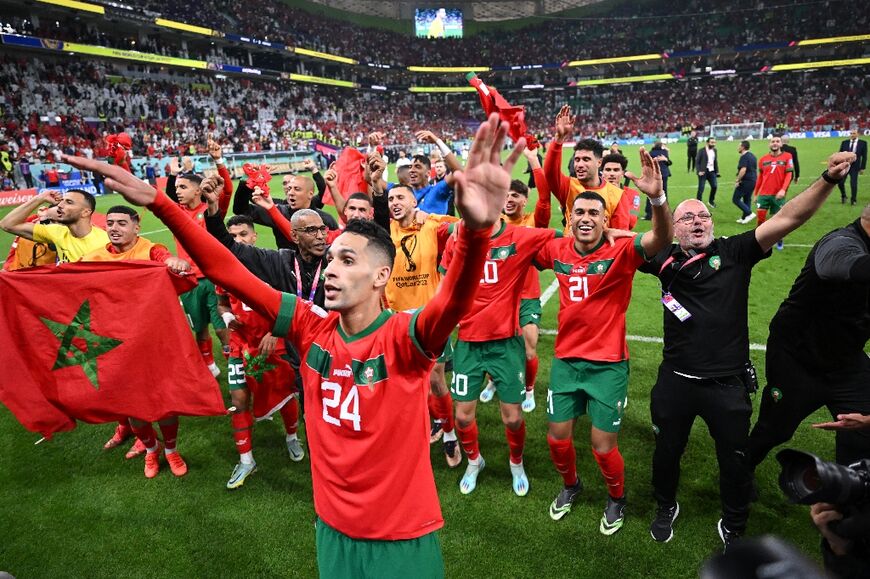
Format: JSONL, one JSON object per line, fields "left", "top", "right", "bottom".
{"left": 467, "top": 72, "right": 539, "bottom": 150}
{"left": 331, "top": 147, "right": 369, "bottom": 206}
{"left": 0, "top": 261, "right": 227, "bottom": 438}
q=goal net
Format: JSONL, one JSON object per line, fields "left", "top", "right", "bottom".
{"left": 708, "top": 122, "right": 765, "bottom": 141}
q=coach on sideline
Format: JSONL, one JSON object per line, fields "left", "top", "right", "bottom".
{"left": 639, "top": 151, "right": 857, "bottom": 549}
{"left": 749, "top": 197, "right": 869, "bottom": 468}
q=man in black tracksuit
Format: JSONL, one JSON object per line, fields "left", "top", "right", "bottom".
{"left": 640, "top": 151, "right": 856, "bottom": 550}
{"left": 749, "top": 203, "right": 870, "bottom": 467}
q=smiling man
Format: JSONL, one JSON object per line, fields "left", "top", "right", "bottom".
{"left": 640, "top": 152, "right": 856, "bottom": 550}
{"left": 535, "top": 148, "right": 672, "bottom": 536}
{"left": 544, "top": 105, "right": 631, "bottom": 233}
{"left": 81, "top": 205, "right": 191, "bottom": 478}
{"left": 64, "top": 112, "right": 524, "bottom": 579}
{"left": 0, "top": 188, "right": 108, "bottom": 263}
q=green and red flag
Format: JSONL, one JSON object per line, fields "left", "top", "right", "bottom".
{"left": 0, "top": 261, "right": 226, "bottom": 438}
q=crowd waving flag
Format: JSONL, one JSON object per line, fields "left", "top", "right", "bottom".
{"left": 467, "top": 72, "right": 539, "bottom": 150}
{"left": 0, "top": 261, "right": 227, "bottom": 438}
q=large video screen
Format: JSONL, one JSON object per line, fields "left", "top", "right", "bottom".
{"left": 415, "top": 8, "right": 463, "bottom": 38}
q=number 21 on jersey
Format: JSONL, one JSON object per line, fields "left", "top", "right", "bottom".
{"left": 568, "top": 276, "right": 589, "bottom": 302}
{"left": 321, "top": 381, "right": 362, "bottom": 431}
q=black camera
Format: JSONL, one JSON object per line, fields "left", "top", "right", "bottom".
{"left": 776, "top": 449, "right": 870, "bottom": 506}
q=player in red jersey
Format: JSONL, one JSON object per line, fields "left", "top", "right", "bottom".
{"left": 64, "top": 113, "right": 524, "bottom": 578}
{"left": 753, "top": 134, "right": 794, "bottom": 250}
{"left": 534, "top": 148, "right": 672, "bottom": 535}
{"left": 217, "top": 214, "right": 303, "bottom": 489}
{"left": 440, "top": 155, "right": 557, "bottom": 496}
{"left": 602, "top": 152, "right": 642, "bottom": 230}
{"left": 480, "top": 148, "right": 553, "bottom": 413}
{"left": 171, "top": 140, "right": 234, "bottom": 377}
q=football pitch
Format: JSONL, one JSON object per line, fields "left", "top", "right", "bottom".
{"left": 1, "top": 137, "right": 867, "bottom": 578}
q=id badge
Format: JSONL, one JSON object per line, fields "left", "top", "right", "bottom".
{"left": 662, "top": 292, "right": 692, "bottom": 322}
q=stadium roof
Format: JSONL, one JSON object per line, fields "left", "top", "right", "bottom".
{"left": 303, "top": 0, "right": 605, "bottom": 21}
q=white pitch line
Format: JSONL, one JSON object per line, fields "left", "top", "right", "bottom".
{"left": 141, "top": 227, "right": 169, "bottom": 235}
{"left": 539, "top": 328, "right": 767, "bottom": 351}
{"left": 540, "top": 279, "right": 559, "bottom": 306}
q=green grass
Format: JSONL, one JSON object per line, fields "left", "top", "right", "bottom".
{"left": 1, "top": 137, "right": 868, "bottom": 578}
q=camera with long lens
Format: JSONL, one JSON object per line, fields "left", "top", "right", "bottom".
{"left": 777, "top": 449, "right": 870, "bottom": 507}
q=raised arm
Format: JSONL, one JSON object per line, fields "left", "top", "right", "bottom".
{"left": 0, "top": 190, "right": 59, "bottom": 240}
{"left": 416, "top": 129, "right": 462, "bottom": 177}
{"left": 415, "top": 114, "right": 526, "bottom": 355}
{"left": 626, "top": 147, "right": 672, "bottom": 257}
{"left": 524, "top": 147, "right": 552, "bottom": 228}
{"left": 755, "top": 152, "right": 857, "bottom": 253}
{"left": 544, "top": 106, "right": 576, "bottom": 207}
{"left": 62, "top": 155, "right": 284, "bottom": 325}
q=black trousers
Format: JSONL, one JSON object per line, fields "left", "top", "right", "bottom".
{"left": 651, "top": 364, "right": 753, "bottom": 532}
{"left": 748, "top": 344, "right": 870, "bottom": 467}
{"left": 697, "top": 172, "right": 718, "bottom": 204}
{"left": 837, "top": 168, "right": 861, "bottom": 203}
{"left": 688, "top": 150, "right": 697, "bottom": 172}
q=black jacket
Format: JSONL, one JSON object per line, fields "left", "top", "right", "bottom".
{"left": 205, "top": 211, "right": 327, "bottom": 307}
{"left": 695, "top": 147, "right": 719, "bottom": 176}
{"left": 780, "top": 144, "right": 800, "bottom": 180}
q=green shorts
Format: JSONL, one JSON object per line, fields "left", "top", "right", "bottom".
{"left": 756, "top": 195, "right": 786, "bottom": 215}
{"left": 315, "top": 518, "right": 444, "bottom": 579}
{"left": 180, "top": 278, "right": 226, "bottom": 333}
{"left": 436, "top": 335, "right": 454, "bottom": 364}
{"left": 519, "top": 298, "right": 542, "bottom": 327}
{"left": 451, "top": 335, "right": 526, "bottom": 404}
{"left": 547, "top": 358, "right": 629, "bottom": 433}
{"left": 227, "top": 357, "right": 246, "bottom": 391}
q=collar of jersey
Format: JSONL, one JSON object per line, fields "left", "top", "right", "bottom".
{"left": 338, "top": 309, "right": 393, "bottom": 343}
{"left": 573, "top": 236, "right": 605, "bottom": 257}
{"left": 490, "top": 219, "right": 506, "bottom": 239}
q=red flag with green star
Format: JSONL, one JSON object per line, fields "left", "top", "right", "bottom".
{"left": 0, "top": 261, "right": 226, "bottom": 437}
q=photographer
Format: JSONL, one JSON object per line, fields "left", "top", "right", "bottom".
{"left": 811, "top": 501, "right": 870, "bottom": 578}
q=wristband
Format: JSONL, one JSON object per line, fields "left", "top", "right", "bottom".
{"left": 821, "top": 170, "right": 844, "bottom": 185}
{"left": 214, "top": 158, "right": 225, "bottom": 166}
{"left": 649, "top": 194, "right": 667, "bottom": 207}
{"left": 221, "top": 312, "right": 237, "bottom": 326}
{"left": 435, "top": 139, "right": 451, "bottom": 157}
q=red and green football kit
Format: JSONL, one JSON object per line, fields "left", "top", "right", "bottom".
{"left": 146, "top": 192, "right": 489, "bottom": 553}
{"left": 440, "top": 221, "right": 556, "bottom": 343}
{"left": 754, "top": 152, "right": 794, "bottom": 199}
{"left": 534, "top": 234, "right": 647, "bottom": 500}
{"left": 217, "top": 287, "right": 296, "bottom": 421}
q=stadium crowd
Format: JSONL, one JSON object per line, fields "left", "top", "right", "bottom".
{"left": 1, "top": 53, "right": 867, "bottom": 175}
{"left": 117, "top": 0, "right": 867, "bottom": 66}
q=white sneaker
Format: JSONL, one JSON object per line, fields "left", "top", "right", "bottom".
{"left": 460, "top": 456, "right": 486, "bottom": 494}
{"left": 510, "top": 461, "right": 529, "bottom": 496}
{"left": 741, "top": 213, "right": 756, "bottom": 224}
{"left": 286, "top": 437, "right": 305, "bottom": 462}
{"left": 521, "top": 390, "right": 536, "bottom": 413}
{"left": 479, "top": 381, "right": 496, "bottom": 403}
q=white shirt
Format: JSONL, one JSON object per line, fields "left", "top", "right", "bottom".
{"left": 707, "top": 147, "right": 716, "bottom": 172}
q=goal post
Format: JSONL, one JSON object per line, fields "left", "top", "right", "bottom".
{"left": 708, "top": 122, "right": 765, "bottom": 141}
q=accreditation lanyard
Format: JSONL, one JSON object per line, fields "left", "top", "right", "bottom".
{"left": 294, "top": 257, "right": 322, "bottom": 302}
{"left": 658, "top": 252, "right": 706, "bottom": 322}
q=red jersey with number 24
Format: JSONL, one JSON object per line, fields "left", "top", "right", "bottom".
{"left": 440, "top": 221, "right": 556, "bottom": 342}
{"left": 534, "top": 235, "right": 646, "bottom": 361}
{"left": 275, "top": 294, "right": 440, "bottom": 541}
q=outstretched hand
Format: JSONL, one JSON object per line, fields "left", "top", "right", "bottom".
{"left": 626, "top": 147, "right": 664, "bottom": 199}
{"left": 62, "top": 155, "right": 157, "bottom": 206}
{"left": 453, "top": 113, "right": 525, "bottom": 231}
{"left": 813, "top": 413, "right": 870, "bottom": 431}
{"left": 553, "top": 105, "right": 575, "bottom": 143}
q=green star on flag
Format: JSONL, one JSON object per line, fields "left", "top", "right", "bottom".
{"left": 243, "top": 350, "right": 277, "bottom": 382}
{"left": 41, "top": 299, "right": 123, "bottom": 390}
